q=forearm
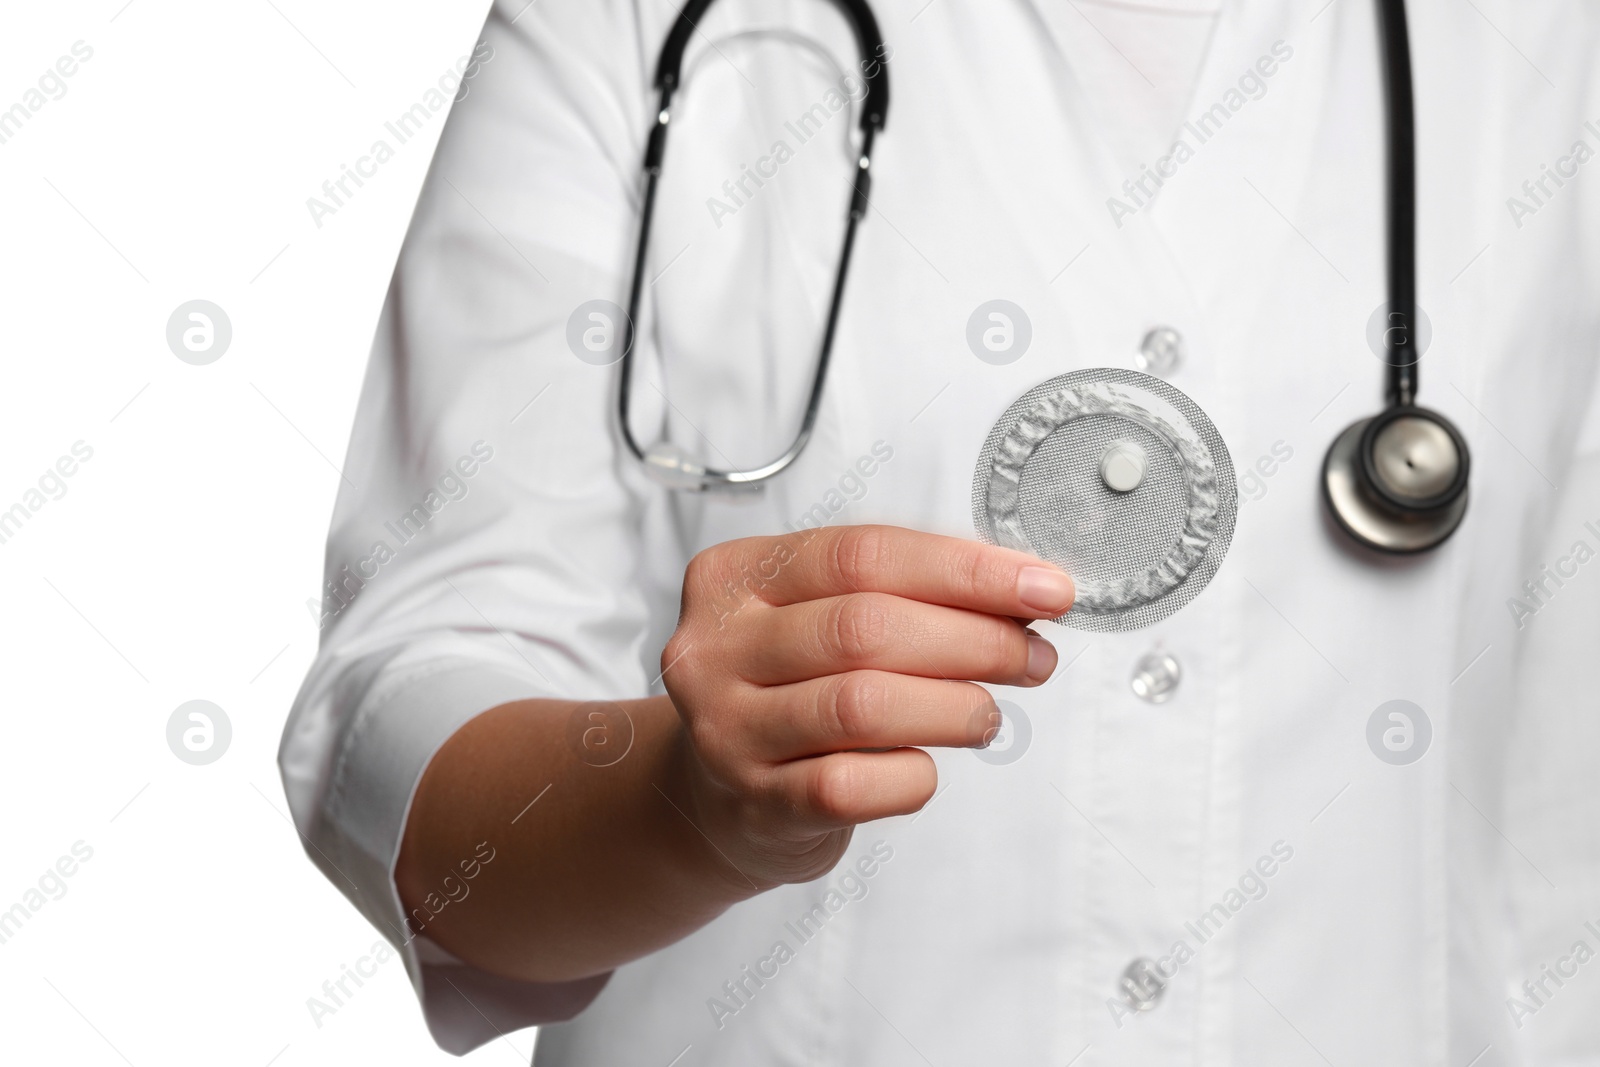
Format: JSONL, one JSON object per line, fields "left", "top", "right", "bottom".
{"left": 395, "top": 695, "right": 758, "bottom": 983}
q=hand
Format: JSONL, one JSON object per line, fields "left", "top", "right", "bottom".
{"left": 661, "top": 524, "right": 1074, "bottom": 890}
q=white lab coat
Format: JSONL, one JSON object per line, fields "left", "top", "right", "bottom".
{"left": 279, "top": 1, "right": 1600, "bottom": 1063}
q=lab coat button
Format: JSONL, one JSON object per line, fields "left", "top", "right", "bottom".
{"left": 1130, "top": 649, "right": 1181, "bottom": 703}
{"left": 1119, "top": 957, "right": 1166, "bottom": 1011}
{"left": 1136, "top": 327, "right": 1184, "bottom": 376}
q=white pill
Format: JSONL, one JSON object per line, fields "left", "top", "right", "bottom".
{"left": 1099, "top": 441, "right": 1148, "bottom": 493}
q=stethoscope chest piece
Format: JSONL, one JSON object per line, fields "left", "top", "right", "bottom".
{"left": 1322, "top": 405, "right": 1470, "bottom": 554}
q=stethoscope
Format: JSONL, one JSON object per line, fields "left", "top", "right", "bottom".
{"left": 617, "top": 0, "right": 1470, "bottom": 555}
{"left": 1320, "top": 0, "right": 1471, "bottom": 553}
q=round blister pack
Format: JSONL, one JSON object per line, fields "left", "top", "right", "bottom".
{"left": 971, "top": 369, "right": 1237, "bottom": 632}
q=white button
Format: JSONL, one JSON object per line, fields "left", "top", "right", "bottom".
{"left": 1119, "top": 958, "right": 1166, "bottom": 1011}
{"left": 1099, "top": 441, "right": 1148, "bottom": 493}
{"left": 1136, "top": 326, "right": 1184, "bottom": 376}
{"left": 1130, "top": 649, "right": 1181, "bottom": 703}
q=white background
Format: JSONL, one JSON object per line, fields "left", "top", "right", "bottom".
{"left": 0, "top": 1, "right": 522, "bottom": 1062}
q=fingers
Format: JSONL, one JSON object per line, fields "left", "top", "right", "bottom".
{"left": 733, "top": 592, "right": 1058, "bottom": 687}
{"left": 763, "top": 748, "right": 939, "bottom": 833}
{"left": 746, "top": 673, "right": 999, "bottom": 760}
{"left": 696, "top": 526, "right": 1074, "bottom": 621}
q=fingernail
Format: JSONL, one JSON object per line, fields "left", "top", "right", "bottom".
{"left": 1025, "top": 634, "right": 1058, "bottom": 684}
{"left": 1017, "top": 566, "right": 1075, "bottom": 615}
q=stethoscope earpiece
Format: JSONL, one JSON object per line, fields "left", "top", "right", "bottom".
{"left": 1322, "top": 405, "right": 1470, "bottom": 554}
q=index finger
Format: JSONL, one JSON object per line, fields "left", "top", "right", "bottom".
{"left": 735, "top": 525, "right": 1075, "bottom": 619}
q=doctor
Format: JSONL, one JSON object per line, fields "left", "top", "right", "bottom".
{"left": 281, "top": 0, "right": 1600, "bottom": 1064}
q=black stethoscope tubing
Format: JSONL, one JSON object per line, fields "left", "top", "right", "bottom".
{"left": 616, "top": 0, "right": 888, "bottom": 491}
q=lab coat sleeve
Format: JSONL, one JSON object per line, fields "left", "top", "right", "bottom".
{"left": 277, "top": 0, "right": 665, "bottom": 1054}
